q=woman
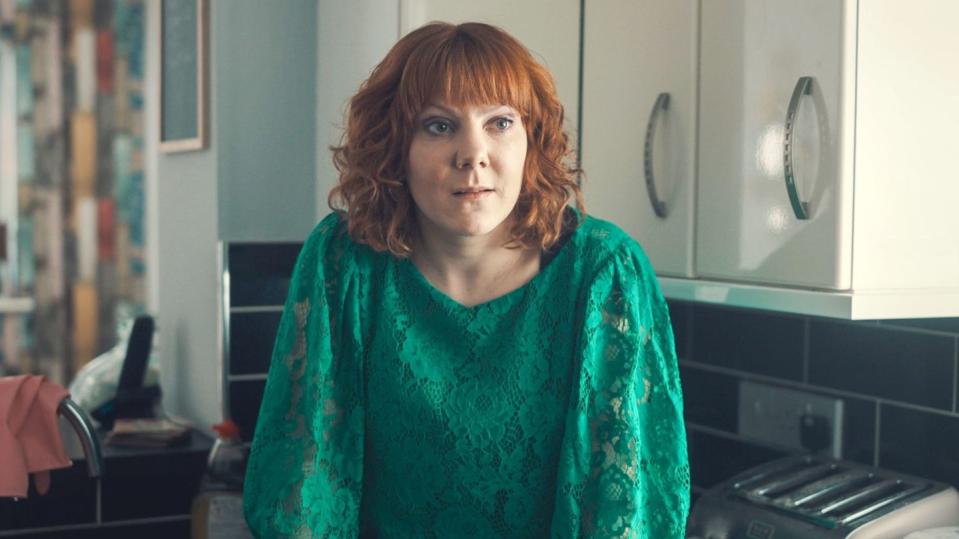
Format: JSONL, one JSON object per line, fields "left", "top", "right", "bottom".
{"left": 244, "top": 21, "right": 689, "bottom": 538}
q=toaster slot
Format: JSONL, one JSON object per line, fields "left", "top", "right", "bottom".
{"left": 816, "top": 478, "right": 902, "bottom": 516}
{"left": 780, "top": 470, "right": 875, "bottom": 508}
{"left": 752, "top": 463, "right": 839, "bottom": 498}
{"left": 834, "top": 483, "right": 928, "bottom": 525}
{"left": 689, "top": 455, "right": 957, "bottom": 538}
{"left": 732, "top": 456, "right": 815, "bottom": 490}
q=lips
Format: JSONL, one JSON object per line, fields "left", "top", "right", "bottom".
{"left": 453, "top": 187, "right": 494, "bottom": 195}
{"left": 452, "top": 188, "right": 494, "bottom": 201}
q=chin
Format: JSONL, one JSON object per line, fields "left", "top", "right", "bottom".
{"left": 448, "top": 213, "right": 512, "bottom": 238}
{"left": 417, "top": 203, "right": 517, "bottom": 240}
{"left": 452, "top": 221, "right": 501, "bottom": 237}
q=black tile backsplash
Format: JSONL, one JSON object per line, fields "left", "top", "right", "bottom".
{"left": 879, "top": 404, "right": 959, "bottom": 487}
{"left": 881, "top": 318, "right": 959, "bottom": 334}
{"left": 678, "top": 300, "right": 959, "bottom": 499}
{"left": 809, "top": 320, "right": 955, "bottom": 410}
{"left": 840, "top": 397, "right": 877, "bottom": 467}
{"left": 687, "top": 429, "right": 787, "bottom": 489}
{"left": 229, "top": 311, "right": 282, "bottom": 375}
{"left": 228, "top": 242, "right": 302, "bottom": 307}
{"left": 223, "top": 242, "right": 302, "bottom": 441}
{"left": 230, "top": 380, "right": 267, "bottom": 441}
{"left": 666, "top": 300, "right": 690, "bottom": 360}
{"left": 691, "top": 305, "right": 806, "bottom": 381}
{"left": 679, "top": 366, "right": 739, "bottom": 432}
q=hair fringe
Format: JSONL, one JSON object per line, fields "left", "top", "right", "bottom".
{"left": 328, "top": 22, "right": 584, "bottom": 258}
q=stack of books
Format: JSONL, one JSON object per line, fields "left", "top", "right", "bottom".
{"left": 104, "top": 418, "right": 192, "bottom": 448}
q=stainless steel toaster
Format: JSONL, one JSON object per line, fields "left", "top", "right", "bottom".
{"left": 687, "top": 454, "right": 959, "bottom": 539}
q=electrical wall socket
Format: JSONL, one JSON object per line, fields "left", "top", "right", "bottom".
{"left": 738, "top": 380, "right": 844, "bottom": 458}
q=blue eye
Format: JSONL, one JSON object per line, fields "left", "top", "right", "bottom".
{"left": 424, "top": 119, "right": 453, "bottom": 135}
{"left": 492, "top": 117, "right": 514, "bottom": 131}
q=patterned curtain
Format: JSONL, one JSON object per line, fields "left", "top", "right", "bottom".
{"left": 0, "top": 0, "right": 146, "bottom": 384}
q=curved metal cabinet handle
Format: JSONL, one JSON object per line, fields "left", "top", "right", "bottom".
{"left": 643, "top": 92, "right": 670, "bottom": 219}
{"left": 783, "top": 76, "right": 813, "bottom": 220}
{"left": 59, "top": 398, "right": 103, "bottom": 478}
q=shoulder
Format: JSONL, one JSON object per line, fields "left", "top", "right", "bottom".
{"left": 305, "top": 211, "right": 349, "bottom": 249}
{"left": 574, "top": 213, "right": 656, "bottom": 282}
{"left": 294, "top": 211, "right": 366, "bottom": 279}
{"left": 288, "top": 212, "right": 382, "bottom": 308}
{"left": 577, "top": 213, "right": 633, "bottom": 249}
{"left": 573, "top": 215, "right": 669, "bottom": 334}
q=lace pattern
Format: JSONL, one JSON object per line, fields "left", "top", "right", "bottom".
{"left": 244, "top": 211, "right": 690, "bottom": 538}
{"left": 244, "top": 216, "right": 364, "bottom": 538}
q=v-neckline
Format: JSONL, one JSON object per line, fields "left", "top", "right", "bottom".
{"left": 397, "top": 209, "right": 582, "bottom": 313}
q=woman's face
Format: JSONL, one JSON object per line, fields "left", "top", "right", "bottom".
{"left": 406, "top": 101, "right": 528, "bottom": 242}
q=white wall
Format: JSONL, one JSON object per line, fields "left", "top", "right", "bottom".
{"left": 217, "top": 4, "right": 317, "bottom": 242}
{"left": 153, "top": 1, "right": 319, "bottom": 429}
{"left": 145, "top": 0, "right": 159, "bottom": 316}
{"left": 150, "top": 0, "right": 221, "bottom": 428}
{"left": 315, "top": 0, "right": 401, "bottom": 214}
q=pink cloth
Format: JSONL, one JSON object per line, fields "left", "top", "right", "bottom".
{"left": 0, "top": 375, "right": 73, "bottom": 498}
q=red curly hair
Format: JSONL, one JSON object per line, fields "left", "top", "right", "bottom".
{"left": 329, "top": 21, "right": 584, "bottom": 257}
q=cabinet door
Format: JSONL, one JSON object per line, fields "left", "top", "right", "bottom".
{"left": 399, "top": 0, "right": 580, "bottom": 141}
{"left": 581, "top": 0, "right": 699, "bottom": 277}
{"left": 697, "top": 0, "right": 855, "bottom": 289}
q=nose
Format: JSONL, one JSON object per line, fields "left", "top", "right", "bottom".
{"left": 454, "top": 124, "right": 489, "bottom": 169}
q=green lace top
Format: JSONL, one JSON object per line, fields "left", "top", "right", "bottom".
{"left": 243, "top": 209, "right": 690, "bottom": 538}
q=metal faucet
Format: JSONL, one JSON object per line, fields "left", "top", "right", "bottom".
{"left": 57, "top": 398, "right": 103, "bottom": 477}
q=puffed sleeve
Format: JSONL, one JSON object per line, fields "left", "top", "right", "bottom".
{"left": 551, "top": 242, "right": 690, "bottom": 538}
{"left": 243, "top": 214, "right": 365, "bottom": 538}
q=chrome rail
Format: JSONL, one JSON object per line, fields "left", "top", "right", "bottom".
{"left": 57, "top": 398, "right": 103, "bottom": 478}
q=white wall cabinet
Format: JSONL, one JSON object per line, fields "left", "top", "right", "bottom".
{"left": 671, "top": 0, "right": 959, "bottom": 319}
{"left": 697, "top": 0, "right": 852, "bottom": 290}
{"left": 582, "top": 0, "right": 959, "bottom": 319}
{"left": 581, "top": 0, "right": 699, "bottom": 277}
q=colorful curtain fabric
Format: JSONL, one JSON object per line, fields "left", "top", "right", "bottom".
{"left": 0, "top": 0, "right": 146, "bottom": 383}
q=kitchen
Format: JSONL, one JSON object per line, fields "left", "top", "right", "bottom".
{"left": 1, "top": 0, "right": 959, "bottom": 537}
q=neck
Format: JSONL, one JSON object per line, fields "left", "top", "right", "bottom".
{"left": 411, "top": 215, "right": 540, "bottom": 301}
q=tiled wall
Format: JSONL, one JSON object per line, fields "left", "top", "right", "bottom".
{"left": 670, "top": 300, "right": 959, "bottom": 502}
{"left": 222, "top": 242, "right": 300, "bottom": 441}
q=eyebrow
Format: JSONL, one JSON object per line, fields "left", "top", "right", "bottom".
{"left": 422, "top": 103, "right": 515, "bottom": 117}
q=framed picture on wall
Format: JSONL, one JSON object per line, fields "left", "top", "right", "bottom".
{"left": 159, "top": 0, "right": 208, "bottom": 153}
